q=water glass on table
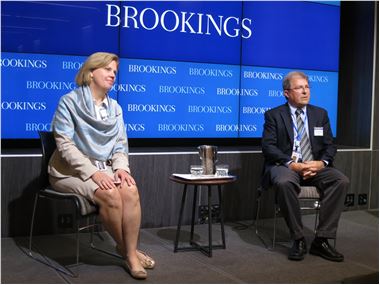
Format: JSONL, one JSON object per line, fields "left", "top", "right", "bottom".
{"left": 190, "top": 165, "right": 203, "bottom": 176}
{"left": 215, "top": 164, "right": 229, "bottom": 177}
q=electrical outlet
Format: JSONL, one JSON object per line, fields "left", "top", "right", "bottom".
{"left": 358, "top": 194, "right": 368, "bottom": 205}
{"left": 211, "top": 204, "right": 221, "bottom": 223}
{"left": 198, "top": 205, "right": 208, "bottom": 224}
{"left": 58, "top": 214, "right": 73, "bottom": 228}
{"left": 345, "top": 193, "right": 355, "bottom": 207}
{"left": 198, "top": 204, "right": 221, "bottom": 224}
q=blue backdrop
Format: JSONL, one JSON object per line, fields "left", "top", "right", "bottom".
{"left": 1, "top": 1, "right": 340, "bottom": 139}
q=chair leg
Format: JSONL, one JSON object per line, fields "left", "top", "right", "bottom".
{"left": 75, "top": 214, "right": 80, "bottom": 265}
{"left": 314, "top": 210, "right": 319, "bottom": 235}
{"left": 255, "top": 193, "right": 275, "bottom": 250}
{"left": 26, "top": 193, "right": 78, "bottom": 278}
{"left": 89, "top": 217, "right": 122, "bottom": 259}
{"left": 254, "top": 195, "right": 261, "bottom": 233}
{"left": 28, "top": 193, "right": 39, "bottom": 254}
{"left": 254, "top": 194, "right": 265, "bottom": 243}
{"left": 272, "top": 205, "right": 277, "bottom": 249}
{"left": 255, "top": 192, "right": 292, "bottom": 251}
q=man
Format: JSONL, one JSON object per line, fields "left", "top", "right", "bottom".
{"left": 261, "top": 71, "right": 349, "bottom": 262}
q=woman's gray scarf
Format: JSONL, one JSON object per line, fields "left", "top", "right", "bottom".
{"left": 52, "top": 85, "right": 128, "bottom": 161}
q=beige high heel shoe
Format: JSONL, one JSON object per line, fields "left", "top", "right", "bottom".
{"left": 124, "top": 260, "right": 147, "bottom": 280}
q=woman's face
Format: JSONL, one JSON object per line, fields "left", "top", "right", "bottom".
{"left": 90, "top": 60, "right": 117, "bottom": 92}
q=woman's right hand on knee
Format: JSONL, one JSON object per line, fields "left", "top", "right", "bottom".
{"left": 92, "top": 171, "right": 116, "bottom": 190}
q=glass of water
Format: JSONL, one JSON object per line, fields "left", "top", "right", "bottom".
{"left": 215, "top": 164, "right": 229, "bottom": 177}
{"left": 190, "top": 165, "right": 204, "bottom": 176}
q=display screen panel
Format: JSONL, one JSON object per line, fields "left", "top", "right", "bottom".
{"left": 1, "top": 1, "right": 340, "bottom": 140}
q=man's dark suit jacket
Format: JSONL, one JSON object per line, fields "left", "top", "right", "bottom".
{"left": 261, "top": 103, "right": 337, "bottom": 190}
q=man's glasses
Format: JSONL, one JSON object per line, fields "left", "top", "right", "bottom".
{"left": 287, "top": 85, "right": 311, "bottom": 92}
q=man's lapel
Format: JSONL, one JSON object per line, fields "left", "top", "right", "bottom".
{"left": 306, "top": 105, "right": 317, "bottom": 149}
{"left": 280, "top": 104, "right": 294, "bottom": 145}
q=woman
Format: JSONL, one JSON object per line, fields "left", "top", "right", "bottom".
{"left": 48, "top": 52, "right": 154, "bottom": 279}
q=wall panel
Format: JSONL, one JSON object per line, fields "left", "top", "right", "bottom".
{"left": 1, "top": 150, "right": 376, "bottom": 238}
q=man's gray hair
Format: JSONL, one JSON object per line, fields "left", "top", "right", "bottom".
{"left": 282, "top": 71, "right": 309, "bottom": 91}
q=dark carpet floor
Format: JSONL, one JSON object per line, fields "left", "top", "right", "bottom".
{"left": 1, "top": 210, "right": 378, "bottom": 284}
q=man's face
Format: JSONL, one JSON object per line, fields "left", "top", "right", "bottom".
{"left": 284, "top": 76, "right": 310, "bottom": 108}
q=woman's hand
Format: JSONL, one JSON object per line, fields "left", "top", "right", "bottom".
{"left": 114, "top": 169, "right": 136, "bottom": 187}
{"left": 92, "top": 171, "right": 117, "bottom": 190}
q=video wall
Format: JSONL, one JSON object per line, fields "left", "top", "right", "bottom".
{"left": 1, "top": 1, "right": 340, "bottom": 139}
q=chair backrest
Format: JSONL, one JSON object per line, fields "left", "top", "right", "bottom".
{"left": 38, "top": 131, "right": 56, "bottom": 188}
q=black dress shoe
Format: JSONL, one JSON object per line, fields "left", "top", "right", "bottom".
{"left": 309, "top": 238, "right": 344, "bottom": 262}
{"left": 288, "top": 238, "right": 307, "bottom": 261}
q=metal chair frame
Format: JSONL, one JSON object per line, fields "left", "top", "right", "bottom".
{"left": 27, "top": 131, "right": 121, "bottom": 277}
{"left": 255, "top": 186, "right": 321, "bottom": 250}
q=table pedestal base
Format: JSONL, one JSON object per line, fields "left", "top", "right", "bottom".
{"left": 174, "top": 184, "right": 226, "bottom": 257}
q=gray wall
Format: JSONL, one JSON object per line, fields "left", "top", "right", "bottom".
{"left": 1, "top": 149, "right": 377, "bottom": 237}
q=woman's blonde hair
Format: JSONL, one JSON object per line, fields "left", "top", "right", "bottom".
{"left": 75, "top": 52, "right": 119, "bottom": 86}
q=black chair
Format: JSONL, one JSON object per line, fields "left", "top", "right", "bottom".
{"left": 255, "top": 185, "right": 321, "bottom": 250}
{"left": 28, "top": 131, "right": 120, "bottom": 277}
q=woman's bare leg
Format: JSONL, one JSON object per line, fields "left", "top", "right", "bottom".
{"left": 118, "top": 184, "right": 144, "bottom": 271}
{"left": 94, "top": 185, "right": 145, "bottom": 273}
{"left": 93, "top": 188, "right": 125, "bottom": 255}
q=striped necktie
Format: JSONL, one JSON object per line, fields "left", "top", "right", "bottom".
{"left": 295, "top": 109, "right": 313, "bottom": 162}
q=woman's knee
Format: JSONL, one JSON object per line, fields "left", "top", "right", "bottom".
{"left": 120, "top": 184, "right": 140, "bottom": 204}
{"left": 95, "top": 188, "right": 123, "bottom": 209}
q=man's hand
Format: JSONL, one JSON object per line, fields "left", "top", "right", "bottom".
{"left": 301, "top": 170, "right": 317, "bottom": 180}
{"left": 301, "top": 160, "right": 325, "bottom": 180}
{"left": 303, "top": 160, "right": 325, "bottom": 171}
{"left": 289, "top": 160, "right": 325, "bottom": 180}
{"left": 289, "top": 162, "right": 307, "bottom": 173}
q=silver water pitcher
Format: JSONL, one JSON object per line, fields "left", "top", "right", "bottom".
{"left": 198, "top": 145, "right": 218, "bottom": 175}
